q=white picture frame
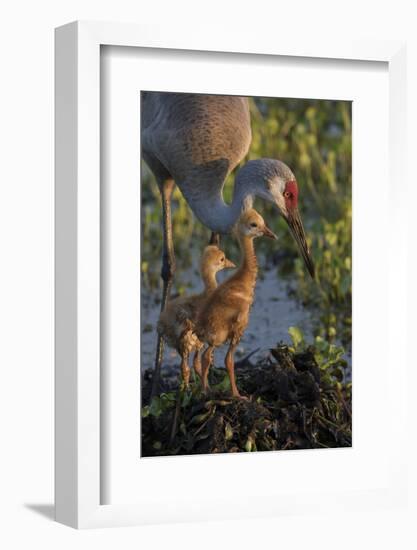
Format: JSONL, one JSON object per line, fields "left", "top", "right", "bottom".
{"left": 55, "top": 20, "right": 407, "bottom": 528}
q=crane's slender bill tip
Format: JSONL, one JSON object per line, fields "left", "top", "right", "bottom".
{"left": 284, "top": 209, "right": 315, "bottom": 280}
{"left": 306, "top": 258, "right": 316, "bottom": 279}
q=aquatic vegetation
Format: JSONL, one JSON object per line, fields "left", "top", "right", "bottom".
{"left": 292, "top": 211, "right": 352, "bottom": 343}
{"left": 141, "top": 329, "right": 351, "bottom": 456}
{"left": 287, "top": 325, "right": 349, "bottom": 386}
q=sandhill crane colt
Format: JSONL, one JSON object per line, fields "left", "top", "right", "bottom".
{"left": 141, "top": 93, "right": 315, "bottom": 395}
{"left": 196, "top": 209, "right": 277, "bottom": 398}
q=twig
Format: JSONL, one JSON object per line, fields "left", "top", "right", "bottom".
{"left": 235, "top": 348, "right": 260, "bottom": 369}
{"left": 315, "top": 413, "right": 341, "bottom": 430}
{"left": 193, "top": 408, "right": 216, "bottom": 437}
{"left": 336, "top": 386, "right": 352, "bottom": 419}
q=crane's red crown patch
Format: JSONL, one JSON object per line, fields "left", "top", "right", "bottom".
{"left": 284, "top": 180, "right": 299, "bottom": 210}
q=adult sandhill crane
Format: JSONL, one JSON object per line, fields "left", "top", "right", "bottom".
{"left": 141, "top": 92, "right": 315, "bottom": 395}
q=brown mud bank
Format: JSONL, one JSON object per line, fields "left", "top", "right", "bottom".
{"left": 141, "top": 344, "right": 352, "bottom": 457}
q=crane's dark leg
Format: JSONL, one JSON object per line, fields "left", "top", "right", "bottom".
{"left": 209, "top": 232, "right": 220, "bottom": 246}
{"left": 151, "top": 178, "right": 176, "bottom": 397}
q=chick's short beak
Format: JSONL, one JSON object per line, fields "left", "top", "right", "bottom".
{"left": 225, "top": 258, "right": 236, "bottom": 269}
{"left": 262, "top": 225, "right": 278, "bottom": 240}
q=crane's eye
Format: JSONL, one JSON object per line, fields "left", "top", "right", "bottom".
{"left": 284, "top": 191, "right": 291, "bottom": 199}
{"left": 250, "top": 222, "right": 258, "bottom": 228}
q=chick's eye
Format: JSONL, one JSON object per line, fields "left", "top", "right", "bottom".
{"left": 250, "top": 222, "right": 258, "bottom": 228}
{"left": 220, "top": 257, "right": 225, "bottom": 262}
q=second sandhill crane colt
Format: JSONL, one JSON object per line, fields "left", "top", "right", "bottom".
{"left": 141, "top": 93, "right": 315, "bottom": 395}
{"left": 157, "top": 245, "right": 235, "bottom": 386}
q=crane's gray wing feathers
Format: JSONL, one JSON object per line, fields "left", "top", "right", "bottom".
{"left": 141, "top": 93, "right": 252, "bottom": 197}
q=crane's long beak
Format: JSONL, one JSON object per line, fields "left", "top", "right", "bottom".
{"left": 284, "top": 208, "right": 315, "bottom": 279}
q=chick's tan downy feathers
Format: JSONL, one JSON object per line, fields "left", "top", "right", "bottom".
{"left": 196, "top": 209, "right": 277, "bottom": 397}
{"left": 157, "top": 245, "right": 235, "bottom": 386}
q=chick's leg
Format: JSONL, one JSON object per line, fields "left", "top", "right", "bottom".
{"left": 201, "top": 345, "right": 214, "bottom": 392}
{"left": 225, "top": 339, "right": 242, "bottom": 398}
{"left": 192, "top": 349, "right": 202, "bottom": 379}
{"left": 179, "top": 348, "right": 190, "bottom": 387}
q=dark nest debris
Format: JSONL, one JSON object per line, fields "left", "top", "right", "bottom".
{"left": 141, "top": 345, "right": 352, "bottom": 456}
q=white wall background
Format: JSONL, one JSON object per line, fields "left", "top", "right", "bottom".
{"left": 0, "top": 0, "right": 416, "bottom": 548}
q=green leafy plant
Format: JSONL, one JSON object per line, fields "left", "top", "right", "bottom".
{"left": 288, "top": 326, "right": 348, "bottom": 388}
{"left": 288, "top": 325, "right": 305, "bottom": 351}
{"left": 141, "top": 392, "right": 177, "bottom": 419}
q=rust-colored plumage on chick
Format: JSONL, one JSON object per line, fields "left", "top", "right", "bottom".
{"left": 157, "top": 245, "right": 235, "bottom": 386}
{"left": 196, "top": 209, "right": 277, "bottom": 398}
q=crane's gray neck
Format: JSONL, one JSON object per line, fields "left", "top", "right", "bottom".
{"left": 186, "top": 169, "right": 256, "bottom": 234}
{"left": 183, "top": 158, "right": 290, "bottom": 234}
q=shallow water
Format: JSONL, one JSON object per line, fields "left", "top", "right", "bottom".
{"left": 141, "top": 267, "right": 315, "bottom": 371}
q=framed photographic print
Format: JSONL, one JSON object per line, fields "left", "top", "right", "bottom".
{"left": 55, "top": 21, "right": 407, "bottom": 528}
